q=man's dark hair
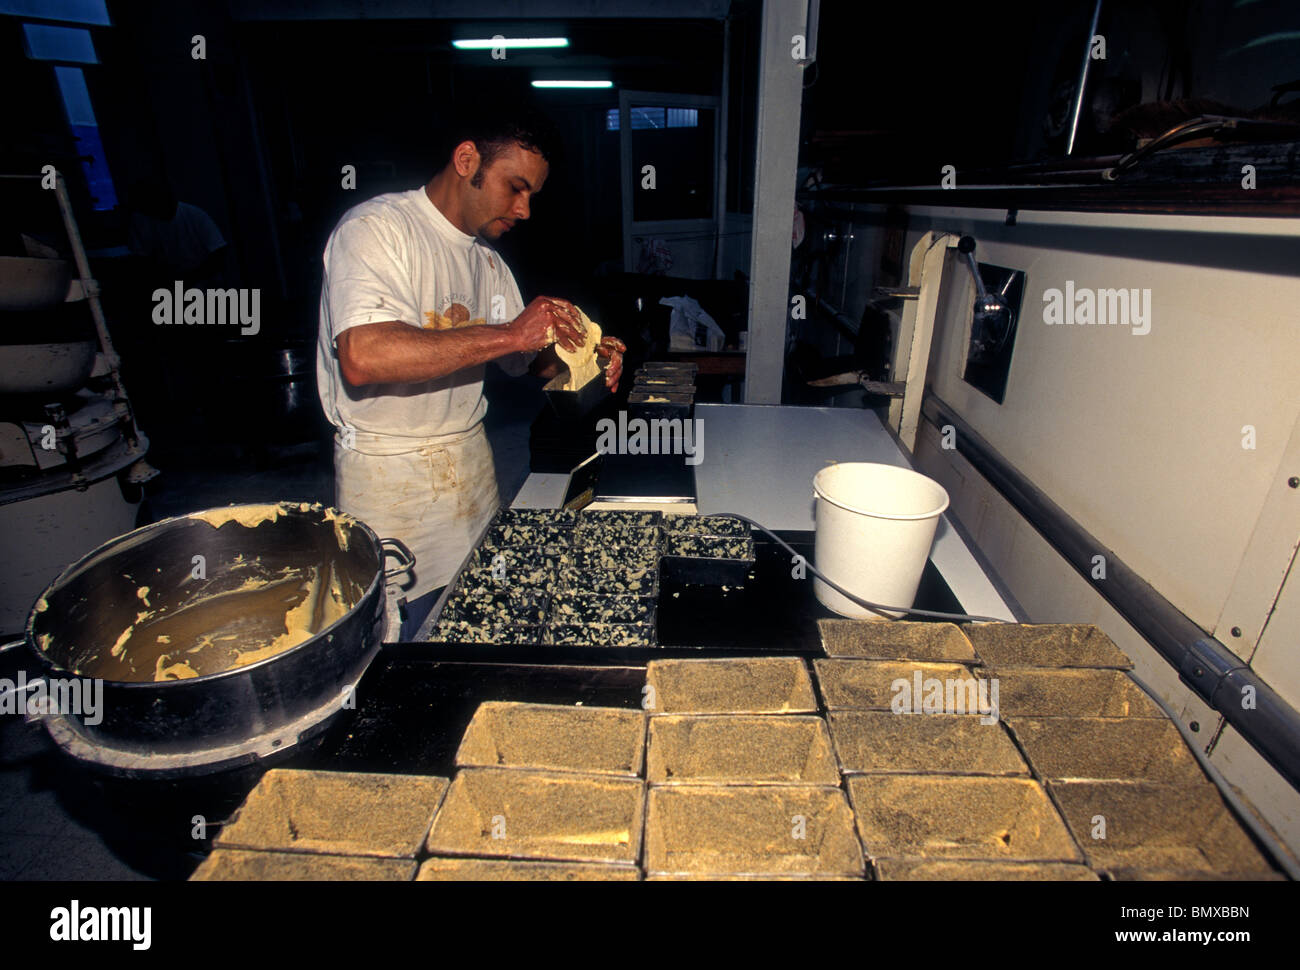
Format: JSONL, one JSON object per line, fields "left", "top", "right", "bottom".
{"left": 442, "top": 103, "right": 562, "bottom": 187}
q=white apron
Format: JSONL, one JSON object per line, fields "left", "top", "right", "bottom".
{"left": 334, "top": 423, "right": 499, "bottom": 607}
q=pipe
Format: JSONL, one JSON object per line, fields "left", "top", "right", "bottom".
{"left": 921, "top": 392, "right": 1300, "bottom": 792}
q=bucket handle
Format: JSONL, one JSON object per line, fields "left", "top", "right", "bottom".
{"left": 380, "top": 537, "right": 416, "bottom": 581}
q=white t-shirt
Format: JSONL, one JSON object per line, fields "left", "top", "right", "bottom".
{"left": 316, "top": 187, "right": 529, "bottom": 440}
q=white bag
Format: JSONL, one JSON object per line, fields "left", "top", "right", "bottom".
{"left": 661, "top": 295, "right": 725, "bottom": 352}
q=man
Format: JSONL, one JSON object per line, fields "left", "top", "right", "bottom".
{"left": 316, "top": 107, "right": 625, "bottom": 638}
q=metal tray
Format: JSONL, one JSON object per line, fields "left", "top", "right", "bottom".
{"left": 646, "top": 715, "right": 839, "bottom": 786}
{"left": 827, "top": 711, "right": 1028, "bottom": 776}
{"left": 454, "top": 701, "right": 646, "bottom": 777}
{"left": 1049, "top": 780, "right": 1276, "bottom": 875}
{"left": 846, "top": 774, "right": 1082, "bottom": 862}
{"left": 213, "top": 769, "right": 450, "bottom": 859}
{"left": 644, "top": 657, "right": 818, "bottom": 715}
{"left": 425, "top": 766, "right": 645, "bottom": 865}
{"left": 416, "top": 858, "right": 639, "bottom": 880}
{"left": 817, "top": 619, "right": 979, "bottom": 662}
{"left": 191, "top": 849, "right": 417, "bottom": 881}
{"left": 644, "top": 785, "right": 864, "bottom": 877}
{"left": 544, "top": 359, "right": 610, "bottom": 417}
{"left": 962, "top": 623, "right": 1133, "bottom": 669}
{"left": 1003, "top": 716, "right": 1208, "bottom": 784}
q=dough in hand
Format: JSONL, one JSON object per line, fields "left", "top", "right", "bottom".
{"left": 556, "top": 306, "right": 603, "bottom": 391}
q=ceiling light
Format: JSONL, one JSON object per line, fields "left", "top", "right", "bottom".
{"left": 452, "top": 37, "right": 569, "bottom": 50}
{"left": 531, "top": 80, "right": 613, "bottom": 89}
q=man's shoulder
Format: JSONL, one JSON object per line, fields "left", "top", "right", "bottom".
{"left": 332, "top": 189, "right": 426, "bottom": 239}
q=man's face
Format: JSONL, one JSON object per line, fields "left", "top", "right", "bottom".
{"left": 462, "top": 142, "right": 549, "bottom": 242}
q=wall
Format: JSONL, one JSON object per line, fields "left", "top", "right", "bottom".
{"left": 814, "top": 201, "right": 1300, "bottom": 859}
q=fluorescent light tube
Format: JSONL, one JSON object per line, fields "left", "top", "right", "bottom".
{"left": 531, "top": 80, "right": 613, "bottom": 89}
{"left": 452, "top": 37, "right": 569, "bottom": 50}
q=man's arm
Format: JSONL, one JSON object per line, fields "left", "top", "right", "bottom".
{"left": 337, "top": 296, "right": 584, "bottom": 387}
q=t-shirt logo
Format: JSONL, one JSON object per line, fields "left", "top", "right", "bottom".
{"left": 423, "top": 301, "right": 485, "bottom": 330}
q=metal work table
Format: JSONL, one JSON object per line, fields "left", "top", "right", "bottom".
{"left": 512, "top": 403, "right": 1019, "bottom": 622}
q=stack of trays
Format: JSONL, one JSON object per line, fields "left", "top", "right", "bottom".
{"left": 628, "top": 361, "right": 697, "bottom": 420}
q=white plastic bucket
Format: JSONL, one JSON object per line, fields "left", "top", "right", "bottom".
{"left": 812, "top": 462, "right": 950, "bottom": 618}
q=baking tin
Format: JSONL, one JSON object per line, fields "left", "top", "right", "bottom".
{"left": 544, "top": 623, "right": 656, "bottom": 648}
{"left": 544, "top": 358, "right": 610, "bottom": 418}
{"left": 416, "top": 858, "right": 640, "bottom": 880}
{"left": 963, "top": 623, "right": 1133, "bottom": 669}
{"left": 644, "top": 657, "right": 818, "bottom": 714}
{"left": 646, "top": 715, "right": 840, "bottom": 786}
{"left": 846, "top": 774, "right": 1082, "bottom": 862}
{"left": 550, "top": 592, "right": 654, "bottom": 625}
{"left": 424, "top": 767, "right": 645, "bottom": 865}
{"left": 1050, "top": 780, "right": 1276, "bottom": 875}
{"left": 214, "top": 769, "right": 449, "bottom": 859}
{"left": 990, "top": 668, "right": 1164, "bottom": 718}
{"left": 644, "top": 784, "right": 864, "bottom": 877}
{"left": 663, "top": 514, "right": 750, "bottom": 538}
{"left": 873, "top": 859, "right": 1098, "bottom": 881}
{"left": 454, "top": 701, "right": 646, "bottom": 776}
{"left": 827, "top": 711, "right": 1028, "bottom": 775}
{"left": 817, "top": 619, "right": 978, "bottom": 662}
{"left": 1004, "top": 716, "right": 1207, "bottom": 784}
{"left": 813, "top": 659, "right": 987, "bottom": 711}
{"left": 190, "top": 848, "right": 416, "bottom": 881}
{"left": 627, "top": 391, "right": 694, "bottom": 422}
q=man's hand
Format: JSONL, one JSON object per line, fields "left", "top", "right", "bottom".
{"left": 597, "top": 336, "right": 627, "bottom": 390}
{"left": 507, "top": 296, "right": 586, "bottom": 353}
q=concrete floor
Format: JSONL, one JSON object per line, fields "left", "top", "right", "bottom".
{"left": 0, "top": 365, "right": 541, "bottom": 880}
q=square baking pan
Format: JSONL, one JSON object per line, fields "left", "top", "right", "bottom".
{"left": 544, "top": 358, "right": 610, "bottom": 418}
{"left": 813, "top": 659, "right": 988, "bottom": 711}
{"left": 214, "top": 769, "right": 449, "bottom": 859}
{"left": 827, "top": 711, "right": 1028, "bottom": 776}
{"left": 963, "top": 623, "right": 1133, "bottom": 669}
{"left": 846, "top": 774, "right": 1082, "bottom": 862}
{"left": 627, "top": 391, "right": 694, "bottom": 422}
{"left": 1004, "top": 716, "right": 1207, "bottom": 784}
{"left": 817, "top": 619, "right": 978, "bottom": 662}
{"left": 872, "top": 859, "right": 1098, "bottom": 881}
{"left": 663, "top": 514, "right": 751, "bottom": 537}
{"left": 495, "top": 508, "right": 578, "bottom": 528}
{"left": 416, "top": 858, "right": 640, "bottom": 881}
{"left": 424, "top": 767, "right": 645, "bottom": 865}
{"left": 1049, "top": 780, "right": 1277, "bottom": 875}
{"left": 556, "top": 564, "right": 658, "bottom": 597}
{"left": 644, "top": 657, "right": 818, "bottom": 715}
{"left": 990, "top": 668, "right": 1163, "bottom": 717}
{"left": 646, "top": 715, "right": 840, "bottom": 786}
{"left": 549, "top": 592, "right": 654, "bottom": 626}
{"left": 543, "top": 623, "right": 657, "bottom": 648}
{"left": 645, "top": 784, "right": 864, "bottom": 877}
{"left": 190, "top": 849, "right": 417, "bottom": 881}
{"left": 454, "top": 702, "right": 646, "bottom": 777}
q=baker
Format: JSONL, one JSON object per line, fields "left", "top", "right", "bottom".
{"left": 316, "top": 106, "right": 626, "bottom": 638}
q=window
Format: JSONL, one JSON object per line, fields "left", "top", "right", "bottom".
{"left": 606, "top": 106, "right": 700, "bottom": 131}
{"left": 21, "top": 23, "right": 98, "bottom": 63}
